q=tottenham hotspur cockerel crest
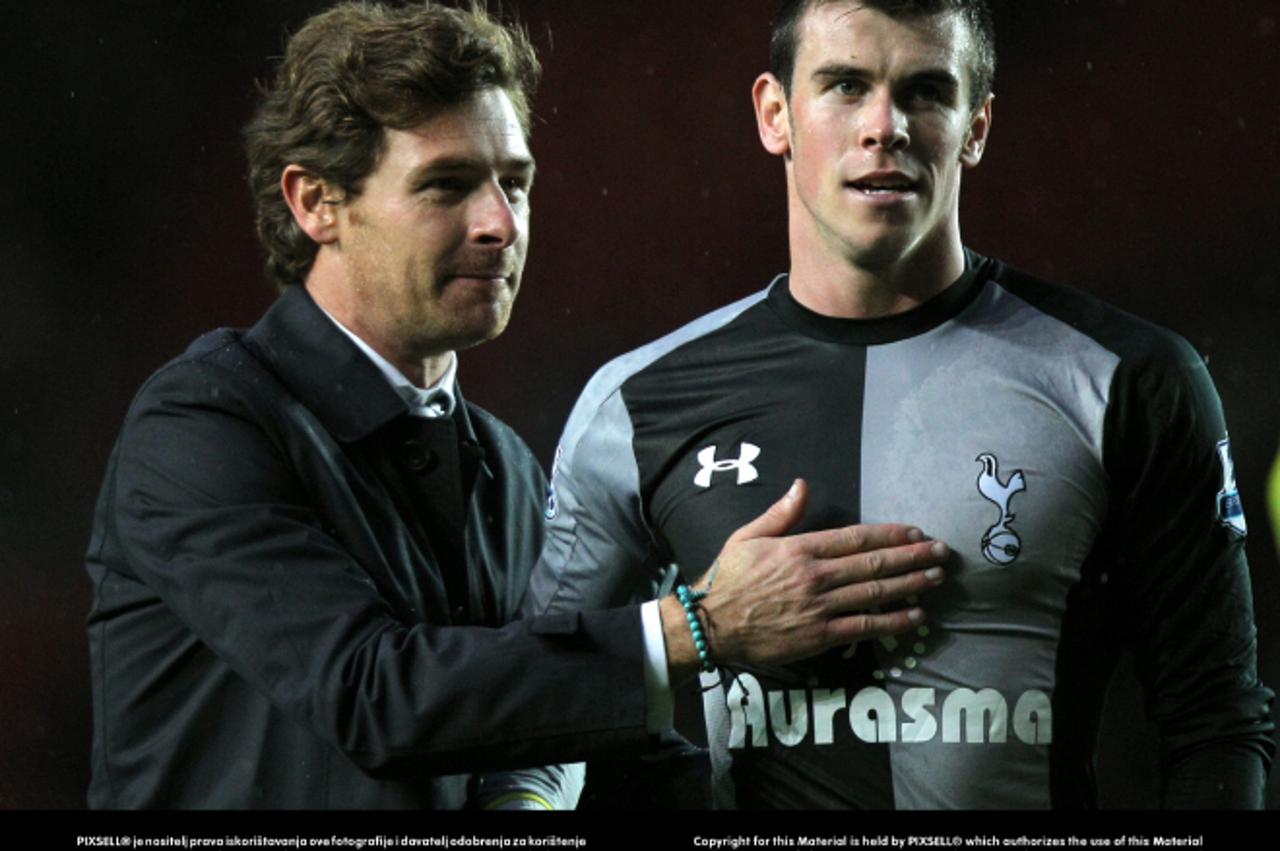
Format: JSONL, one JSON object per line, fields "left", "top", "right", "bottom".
{"left": 975, "top": 453, "right": 1026, "bottom": 566}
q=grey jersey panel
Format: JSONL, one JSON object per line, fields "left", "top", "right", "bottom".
{"left": 861, "top": 280, "right": 1118, "bottom": 809}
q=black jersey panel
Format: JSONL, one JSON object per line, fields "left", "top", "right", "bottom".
{"left": 623, "top": 298, "right": 867, "bottom": 581}
{"left": 528, "top": 290, "right": 775, "bottom": 618}
{"left": 1046, "top": 543, "right": 1126, "bottom": 808}
{"left": 1104, "top": 347, "right": 1274, "bottom": 780}
{"left": 620, "top": 293, "right": 899, "bottom": 809}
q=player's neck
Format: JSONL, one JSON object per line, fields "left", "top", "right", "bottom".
{"left": 787, "top": 232, "right": 966, "bottom": 320}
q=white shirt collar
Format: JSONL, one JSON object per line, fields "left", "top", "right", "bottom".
{"left": 317, "top": 305, "right": 457, "bottom": 419}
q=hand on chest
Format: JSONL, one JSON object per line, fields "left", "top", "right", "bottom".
{"left": 646, "top": 370, "right": 1109, "bottom": 619}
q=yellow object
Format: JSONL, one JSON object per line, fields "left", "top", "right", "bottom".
{"left": 481, "top": 791, "right": 554, "bottom": 810}
{"left": 1269, "top": 443, "right": 1280, "bottom": 556}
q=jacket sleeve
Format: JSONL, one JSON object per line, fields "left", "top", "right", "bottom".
{"left": 1103, "top": 336, "right": 1274, "bottom": 808}
{"left": 103, "top": 357, "right": 649, "bottom": 777}
{"left": 504, "top": 370, "right": 679, "bottom": 807}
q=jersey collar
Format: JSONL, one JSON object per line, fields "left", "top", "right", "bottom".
{"left": 768, "top": 249, "right": 994, "bottom": 346}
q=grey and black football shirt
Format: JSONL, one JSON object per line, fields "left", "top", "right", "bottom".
{"left": 527, "top": 252, "right": 1272, "bottom": 808}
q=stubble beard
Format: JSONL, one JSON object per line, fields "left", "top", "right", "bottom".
{"left": 405, "top": 272, "right": 519, "bottom": 357}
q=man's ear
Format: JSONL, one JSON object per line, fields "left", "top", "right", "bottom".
{"left": 753, "top": 73, "right": 792, "bottom": 158}
{"left": 960, "top": 94, "right": 993, "bottom": 167}
{"left": 281, "top": 165, "right": 342, "bottom": 245}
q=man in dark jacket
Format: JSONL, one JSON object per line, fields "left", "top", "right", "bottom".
{"left": 85, "top": 2, "right": 951, "bottom": 809}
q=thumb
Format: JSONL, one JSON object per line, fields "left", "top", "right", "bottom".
{"left": 726, "top": 478, "right": 807, "bottom": 544}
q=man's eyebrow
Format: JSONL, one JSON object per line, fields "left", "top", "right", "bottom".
{"left": 512, "top": 157, "right": 538, "bottom": 180}
{"left": 904, "top": 69, "right": 961, "bottom": 90}
{"left": 810, "top": 63, "right": 960, "bottom": 89}
{"left": 406, "top": 155, "right": 536, "bottom": 184}
{"left": 811, "top": 62, "right": 871, "bottom": 82}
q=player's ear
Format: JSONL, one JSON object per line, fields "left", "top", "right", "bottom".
{"left": 960, "top": 94, "right": 993, "bottom": 167}
{"left": 754, "top": 72, "right": 792, "bottom": 159}
{"left": 281, "top": 165, "right": 342, "bottom": 245}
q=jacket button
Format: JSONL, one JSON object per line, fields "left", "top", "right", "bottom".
{"left": 401, "top": 440, "right": 435, "bottom": 472}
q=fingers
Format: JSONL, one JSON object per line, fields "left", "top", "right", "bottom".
{"left": 812, "top": 537, "right": 948, "bottom": 628}
{"left": 816, "top": 538, "right": 949, "bottom": 591}
{"left": 824, "top": 606, "right": 928, "bottom": 645}
{"left": 709, "top": 505, "right": 953, "bottom": 668}
{"left": 821, "top": 562, "right": 945, "bottom": 612}
{"left": 800, "top": 522, "right": 929, "bottom": 559}
{"left": 725, "top": 479, "right": 808, "bottom": 544}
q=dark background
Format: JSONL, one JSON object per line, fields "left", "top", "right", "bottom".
{"left": 2, "top": 0, "right": 1277, "bottom": 809}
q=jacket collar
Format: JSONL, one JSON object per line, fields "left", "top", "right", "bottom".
{"left": 243, "top": 285, "right": 412, "bottom": 443}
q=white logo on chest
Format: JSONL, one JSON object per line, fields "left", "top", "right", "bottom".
{"left": 976, "top": 453, "right": 1027, "bottom": 565}
{"left": 694, "top": 442, "right": 761, "bottom": 487}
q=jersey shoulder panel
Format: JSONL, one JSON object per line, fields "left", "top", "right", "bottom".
{"left": 529, "top": 285, "right": 774, "bottom": 613}
{"left": 991, "top": 262, "right": 1202, "bottom": 370}
{"left": 559, "top": 285, "right": 775, "bottom": 449}
{"left": 989, "top": 262, "right": 1216, "bottom": 479}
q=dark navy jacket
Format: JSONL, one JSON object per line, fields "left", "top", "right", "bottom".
{"left": 86, "top": 286, "right": 646, "bottom": 809}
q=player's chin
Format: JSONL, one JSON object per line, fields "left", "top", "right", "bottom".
{"left": 840, "top": 230, "right": 916, "bottom": 268}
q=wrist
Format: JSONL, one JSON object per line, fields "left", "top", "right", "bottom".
{"left": 659, "top": 596, "right": 701, "bottom": 684}
{"left": 676, "top": 584, "right": 715, "bottom": 674}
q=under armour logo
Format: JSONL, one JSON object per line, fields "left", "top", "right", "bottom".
{"left": 694, "top": 442, "right": 760, "bottom": 488}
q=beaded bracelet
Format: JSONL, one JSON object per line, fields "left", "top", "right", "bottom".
{"left": 675, "top": 584, "right": 715, "bottom": 673}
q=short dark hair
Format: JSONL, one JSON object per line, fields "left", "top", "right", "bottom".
{"left": 769, "top": 0, "right": 995, "bottom": 108}
{"left": 244, "top": 1, "right": 541, "bottom": 288}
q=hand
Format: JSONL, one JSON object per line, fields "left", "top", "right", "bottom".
{"left": 660, "top": 479, "right": 948, "bottom": 682}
